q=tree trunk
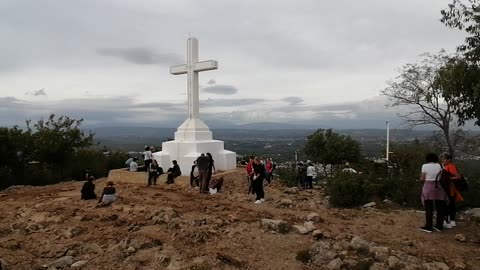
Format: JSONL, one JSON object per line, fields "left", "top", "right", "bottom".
{"left": 442, "top": 127, "right": 455, "bottom": 159}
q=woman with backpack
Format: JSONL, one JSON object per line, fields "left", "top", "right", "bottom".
{"left": 419, "top": 153, "right": 448, "bottom": 233}
{"left": 441, "top": 153, "right": 463, "bottom": 229}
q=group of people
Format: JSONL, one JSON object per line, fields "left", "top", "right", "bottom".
{"left": 246, "top": 156, "right": 275, "bottom": 204}
{"left": 296, "top": 162, "right": 316, "bottom": 189}
{"left": 190, "top": 153, "right": 221, "bottom": 194}
{"left": 80, "top": 170, "right": 118, "bottom": 206}
{"left": 419, "top": 152, "right": 464, "bottom": 233}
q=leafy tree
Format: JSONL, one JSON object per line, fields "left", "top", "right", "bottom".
{"left": 385, "top": 142, "right": 433, "bottom": 206}
{"left": 304, "top": 129, "right": 361, "bottom": 175}
{"left": 441, "top": 0, "right": 480, "bottom": 62}
{"left": 29, "top": 114, "right": 94, "bottom": 178}
{"left": 381, "top": 52, "right": 458, "bottom": 157}
{"left": 435, "top": 56, "right": 480, "bottom": 126}
{"left": 0, "top": 126, "right": 34, "bottom": 189}
{"left": 438, "top": 1, "right": 480, "bottom": 125}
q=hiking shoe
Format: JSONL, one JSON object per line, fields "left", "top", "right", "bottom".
{"left": 254, "top": 200, "right": 262, "bottom": 204}
{"left": 419, "top": 226, "right": 433, "bottom": 233}
{"left": 433, "top": 226, "right": 443, "bottom": 232}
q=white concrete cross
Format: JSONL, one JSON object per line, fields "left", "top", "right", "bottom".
{"left": 170, "top": 37, "right": 218, "bottom": 119}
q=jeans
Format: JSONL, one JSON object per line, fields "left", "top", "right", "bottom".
{"left": 304, "top": 176, "right": 313, "bottom": 189}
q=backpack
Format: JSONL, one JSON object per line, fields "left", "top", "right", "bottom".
{"left": 435, "top": 167, "right": 451, "bottom": 194}
{"left": 455, "top": 174, "right": 469, "bottom": 192}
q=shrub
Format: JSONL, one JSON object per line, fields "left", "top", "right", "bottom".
{"left": 327, "top": 172, "right": 369, "bottom": 207}
{"left": 277, "top": 167, "right": 298, "bottom": 187}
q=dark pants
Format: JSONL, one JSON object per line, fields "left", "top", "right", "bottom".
{"left": 148, "top": 172, "right": 158, "bottom": 185}
{"left": 144, "top": 160, "right": 152, "bottom": 172}
{"left": 304, "top": 176, "right": 313, "bottom": 189}
{"left": 199, "top": 170, "right": 209, "bottom": 193}
{"left": 166, "top": 173, "right": 176, "bottom": 184}
{"left": 252, "top": 177, "right": 264, "bottom": 200}
{"left": 424, "top": 200, "right": 446, "bottom": 229}
{"left": 446, "top": 196, "right": 456, "bottom": 222}
{"left": 247, "top": 174, "right": 254, "bottom": 194}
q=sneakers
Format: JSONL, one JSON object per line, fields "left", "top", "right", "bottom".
{"left": 254, "top": 200, "right": 262, "bottom": 204}
{"left": 450, "top": 220, "right": 457, "bottom": 227}
{"left": 419, "top": 226, "right": 433, "bottom": 233}
{"left": 260, "top": 198, "right": 265, "bottom": 202}
{"left": 433, "top": 226, "right": 443, "bottom": 232}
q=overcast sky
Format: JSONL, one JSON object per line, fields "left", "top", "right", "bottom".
{"left": 0, "top": 0, "right": 472, "bottom": 129}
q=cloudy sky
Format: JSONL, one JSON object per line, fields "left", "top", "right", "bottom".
{"left": 0, "top": 0, "right": 472, "bottom": 129}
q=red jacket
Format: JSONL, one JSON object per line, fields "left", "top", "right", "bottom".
{"left": 246, "top": 162, "right": 253, "bottom": 175}
{"left": 266, "top": 161, "right": 273, "bottom": 173}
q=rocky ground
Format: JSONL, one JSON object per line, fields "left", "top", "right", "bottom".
{"left": 1, "top": 168, "right": 479, "bottom": 270}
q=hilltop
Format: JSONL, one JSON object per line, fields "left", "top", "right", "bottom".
{"left": 0, "top": 168, "right": 479, "bottom": 270}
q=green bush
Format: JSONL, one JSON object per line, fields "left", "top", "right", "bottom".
{"left": 327, "top": 172, "right": 369, "bottom": 207}
{"left": 277, "top": 167, "right": 298, "bottom": 187}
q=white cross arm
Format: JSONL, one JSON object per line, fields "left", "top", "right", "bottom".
{"left": 170, "top": 64, "right": 188, "bottom": 75}
{"left": 194, "top": 60, "right": 218, "bottom": 72}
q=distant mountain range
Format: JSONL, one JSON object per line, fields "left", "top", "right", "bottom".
{"left": 86, "top": 125, "right": 447, "bottom": 141}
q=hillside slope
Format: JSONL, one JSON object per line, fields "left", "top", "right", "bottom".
{"left": 0, "top": 169, "right": 479, "bottom": 270}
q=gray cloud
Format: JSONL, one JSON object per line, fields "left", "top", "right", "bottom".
{"left": 132, "top": 102, "right": 183, "bottom": 109}
{"left": 202, "top": 85, "right": 238, "bottom": 95}
{"left": 207, "top": 79, "right": 216, "bottom": 85}
{"left": 281, "top": 96, "right": 304, "bottom": 105}
{"left": 96, "top": 48, "right": 181, "bottom": 65}
{"left": 26, "top": 88, "right": 47, "bottom": 96}
{"left": 200, "top": 98, "right": 265, "bottom": 107}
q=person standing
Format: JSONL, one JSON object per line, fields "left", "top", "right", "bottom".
{"left": 196, "top": 154, "right": 210, "bottom": 193}
{"left": 265, "top": 158, "right": 273, "bottom": 184}
{"left": 441, "top": 153, "right": 463, "bottom": 229}
{"left": 143, "top": 146, "right": 153, "bottom": 172}
{"left": 148, "top": 159, "right": 160, "bottom": 186}
{"left": 419, "top": 153, "right": 447, "bottom": 233}
{"left": 246, "top": 156, "right": 255, "bottom": 194}
{"left": 305, "top": 162, "right": 315, "bottom": 189}
{"left": 252, "top": 157, "right": 265, "bottom": 204}
{"left": 206, "top": 153, "right": 216, "bottom": 187}
{"left": 296, "top": 162, "right": 306, "bottom": 189}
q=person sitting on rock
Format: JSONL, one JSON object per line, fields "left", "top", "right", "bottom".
{"left": 98, "top": 181, "right": 117, "bottom": 206}
{"left": 166, "top": 160, "right": 181, "bottom": 184}
{"left": 81, "top": 176, "right": 97, "bottom": 200}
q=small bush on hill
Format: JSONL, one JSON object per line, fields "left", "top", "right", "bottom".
{"left": 327, "top": 172, "right": 369, "bottom": 207}
{"left": 277, "top": 167, "right": 298, "bottom": 187}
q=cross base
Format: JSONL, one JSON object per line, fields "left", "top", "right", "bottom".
{"left": 175, "top": 118, "right": 212, "bottom": 141}
{"left": 153, "top": 140, "right": 237, "bottom": 176}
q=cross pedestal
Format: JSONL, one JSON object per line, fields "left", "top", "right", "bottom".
{"left": 153, "top": 37, "right": 236, "bottom": 175}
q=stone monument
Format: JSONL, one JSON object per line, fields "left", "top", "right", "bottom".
{"left": 153, "top": 37, "right": 237, "bottom": 175}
